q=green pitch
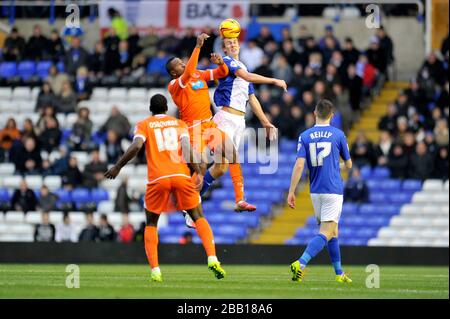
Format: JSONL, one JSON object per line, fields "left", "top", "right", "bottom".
{"left": 0, "top": 264, "right": 447, "bottom": 299}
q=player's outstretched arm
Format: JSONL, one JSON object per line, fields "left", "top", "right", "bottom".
{"left": 248, "top": 94, "right": 278, "bottom": 141}
{"left": 104, "top": 137, "right": 144, "bottom": 179}
{"left": 287, "top": 158, "right": 305, "bottom": 209}
{"left": 180, "top": 33, "right": 209, "bottom": 84}
{"left": 235, "top": 68, "right": 287, "bottom": 92}
{"left": 206, "top": 53, "right": 229, "bottom": 80}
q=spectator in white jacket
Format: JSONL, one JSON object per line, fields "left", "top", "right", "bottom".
{"left": 55, "top": 213, "right": 78, "bottom": 242}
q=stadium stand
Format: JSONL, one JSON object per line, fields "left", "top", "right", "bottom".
{"left": 0, "top": 5, "right": 448, "bottom": 248}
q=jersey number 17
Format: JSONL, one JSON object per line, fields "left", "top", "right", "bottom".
{"left": 309, "top": 142, "right": 331, "bottom": 167}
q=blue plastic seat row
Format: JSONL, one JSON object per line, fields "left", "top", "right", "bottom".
{"left": 369, "top": 192, "right": 413, "bottom": 204}
{"left": 360, "top": 166, "right": 390, "bottom": 180}
{"left": 364, "top": 179, "right": 422, "bottom": 192}
{"left": 55, "top": 188, "right": 109, "bottom": 204}
{"left": 0, "top": 61, "right": 64, "bottom": 80}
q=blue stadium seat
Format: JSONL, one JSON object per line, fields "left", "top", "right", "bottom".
{"left": 337, "top": 227, "right": 354, "bottom": 237}
{"left": 212, "top": 225, "right": 247, "bottom": 239}
{"left": 55, "top": 189, "right": 71, "bottom": 203}
{"left": 306, "top": 216, "right": 318, "bottom": 226}
{"left": 17, "top": 61, "right": 36, "bottom": 80}
{"left": 355, "top": 228, "right": 379, "bottom": 238}
{"left": 294, "top": 227, "right": 317, "bottom": 238}
{"left": 206, "top": 214, "right": 227, "bottom": 225}
{"left": 210, "top": 189, "right": 229, "bottom": 200}
{"left": 387, "top": 192, "right": 413, "bottom": 204}
{"left": 371, "top": 167, "right": 390, "bottom": 179}
{"left": 147, "top": 56, "right": 170, "bottom": 75}
{"left": 71, "top": 188, "right": 91, "bottom": 203}
{"left": 360, "top": 165, "right": 372, "bottom": 179}
{"left": 279, "top": 139, "right": 298, "bottom": 153}
{"left": 0, "top": 62, "right": 17, "bottom": 78}
{"left": 342, "top": 202, "right": 359, "bottom": 214}
{"left": 366, "top": 179, "right": 383, "bottom": 190}
{"left": 0, "top": 188, "right": 10, "bottom": 201}
{"left": 402, "top": 179, "right": 422, "bottom": 192}
{"left": 158, "top": 226, "right": 191, "bottom": 237}
{"left": 358, "top": 204, "right": 378, "bottom": 215}
{"left": 91, "top": 189, "right": 109, "bottom": 203}
{"left": 168, "top": 213, "right": 186, "bottom": 225}
{"left": 384, "top": 205, "right": 401, "bottom": 215}
{"left": 56, "top": 61, "right": 65, "bottom": 73}
{"left": 340, "top": 216, "right": 366, "bottom": 227}
{"left": 36, "top": 61, "right": 53, "bottom": 79}
{"left": 368, "top": 216, "right": 391, "bottom": 227}
{"left": 380, "top": 179, "right": 402, "bottom": 190}
{"left": 369, "top": 192, "right": 387, "bottom": 203}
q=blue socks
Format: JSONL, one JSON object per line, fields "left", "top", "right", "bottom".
{"left": 327, "top": 237, "right": 343, "bottom": 275}
{"left": 200, "top": 170, "right": 215, "bottom": 196}
{"left": 299, "top": 234, "right": 328, "bottom": 269}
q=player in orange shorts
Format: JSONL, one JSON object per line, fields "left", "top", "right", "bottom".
{"left": 104, "top": 94, "right": 226, "bottom": 282}
{"left": 166, "top": 33, "right": 256, "bottom": 213}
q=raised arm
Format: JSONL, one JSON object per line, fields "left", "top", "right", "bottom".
{"left": 248, "top": 94, "right": 278, "bottom": 141}
{"left": 104, "top": 137, "right": 144, "bottom": 179}
{"left": 204, "top": 53, "right": 229, "bottom": 80}
{"left": 180, "top": 33, "right": 210, "bottom": 85}
{"left": 287, "top": 157, "right": 306, "bottom": 209}
{"left": 235, "top": 68, "right": 287, "bottom": 92}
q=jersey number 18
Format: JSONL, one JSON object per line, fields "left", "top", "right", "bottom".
{"left": 154, "top": 127, "right": 178, "bottom": 152}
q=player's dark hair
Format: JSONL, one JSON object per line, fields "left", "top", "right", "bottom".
{"left": 149, "top": 94, "right": 168, "bottom": 115}
{"left": 165, "top": 57, "right": 176, "bottom": 76}
{"left": 315, "top": 99, "right": 334, "bottom": 120}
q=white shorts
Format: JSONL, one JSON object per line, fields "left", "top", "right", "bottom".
{"left": 212, "top": 109, "right": 246, "bottom": 149}
{"left": 310, "top": 193, "right": 343, "bottom": 224}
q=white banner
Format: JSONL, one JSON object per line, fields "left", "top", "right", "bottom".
{"left": 99, "top": 0, "right": 249, "bottom": 29}
{"left": 179, "top": 0, "right": 250, "bottom": 28}
{"left": 99, "top": 1, "right": 167, "bottom": 28}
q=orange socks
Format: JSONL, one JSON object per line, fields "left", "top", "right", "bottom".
{"left": 229, "top": 163, "right": 244, "bottom": 203}
{"left": 194, "top": 217, "right": 216, "bottom": 257}
{"left": 144, "top": 226, "right": 159, "bottom": 269}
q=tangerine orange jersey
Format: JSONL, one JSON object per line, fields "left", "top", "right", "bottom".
{"left": 133, "top": 114, "right": 191, "bottom": 183}
{"left": 168, "top": 47, "right": 228, "bottom": 128}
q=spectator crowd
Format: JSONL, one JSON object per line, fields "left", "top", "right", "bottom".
{"left": 0, "top": 16, "right": 448, "bottom": 216}
{"left": 348, "top": 36, "right": 448, "bottom": 182}
{"left": 33, "top": 210, "right": 145, "bottom": 243}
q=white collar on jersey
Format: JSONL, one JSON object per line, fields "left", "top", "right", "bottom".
{"left": 314, "top": 124, "right": 330, "bottom": 127}
{"left": 154, "top": 114, "right": 167, "bottom": 118}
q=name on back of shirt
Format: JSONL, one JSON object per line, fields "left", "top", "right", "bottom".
{"left": 310, "top": 131, "right": 333, "bottom": 139}
{"left": 148, "top": 120, "right": 178, "bottom": 128}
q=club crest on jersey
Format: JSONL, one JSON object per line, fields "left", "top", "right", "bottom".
{"left": 191, "top": 80, "right": 204, "bottom": 90}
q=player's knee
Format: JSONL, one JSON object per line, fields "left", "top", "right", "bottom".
{"left": 145, "top": 210, "right": 159, "bottom": 227}
{"left": 320, "top": 231, "right": 333, "bottom": 241}
{"left": 187, "top": 206, "right": 203, "bottom": 221}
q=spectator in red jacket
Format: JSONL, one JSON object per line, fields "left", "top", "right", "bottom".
{"left": 118, "top": 214, "right": 134, "bottom": 243}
